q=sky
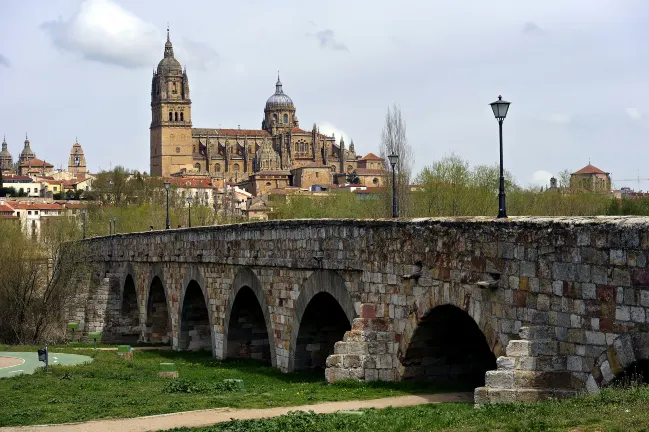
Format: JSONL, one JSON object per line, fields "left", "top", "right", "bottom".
{"left": 1, "top": 0, "right": 648, "bottom": 189}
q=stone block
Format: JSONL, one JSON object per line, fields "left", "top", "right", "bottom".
{"left": 326, "top": 354, "right": 342, "bottom": 368}
{"left": 496, "top": 356, "right": 515, "bottom": 370}
{"left": 519, "top": 326, "right": 554, "bottom": 340}
{"left": 343, "top": 355, "right": 362, "bottom": 369}
{"left": 585, "top": 331, "right": 606, "bottom": 346}
{"left": 485, "top": 370, "right": 514, "bottom": 389}
{"left": 615, "top": 306, "right": 631, "bottom": 322}
{"left": 360, "top": 304, "right": 376, "bottom": 319}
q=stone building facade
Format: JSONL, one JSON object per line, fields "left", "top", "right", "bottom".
{"left": 68, "top": 216, "right": 649, "bottom": 404}
{"left": 150, "top": 31, "right": 364, "bottom": 182}
{"left": 570, "top": 163, "right": 611, "bottom": 193}
{"left": 0, "top": 136, "right": 12, "bottom": 171}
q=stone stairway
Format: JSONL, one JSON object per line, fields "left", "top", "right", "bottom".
{"left": 325, "top": 305, "right": 396, "bottom": 382}
{"left": 474, "top": 326, "right": 581, "bottom": 404}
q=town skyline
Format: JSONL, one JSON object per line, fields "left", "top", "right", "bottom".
{"left": 1, "top": 0, "right": 647, "bottom": 188}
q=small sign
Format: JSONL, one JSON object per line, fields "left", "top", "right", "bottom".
{"left": 37, "top": 348, "right": 47, "bottom": 362}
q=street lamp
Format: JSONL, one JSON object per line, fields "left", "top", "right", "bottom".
{"left": 186, "top": 196, "right": 193, "bottom": 228}
{"left": 388, "top": 153, "right": 399, "bottom": 218}
{"left": 164, "top": 182, "right": 171, "bottom": 229}
{"left": 112, "top": 217, "right": 117, "bottom": 234}
{"left": 489, "top": 95, "right": 511, "bottom": 219}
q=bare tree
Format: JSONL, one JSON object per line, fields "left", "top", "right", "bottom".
{"left": 380, "top": 103, "right": 413, "bottom": 216}
{"left": 0, "top": 217, "right": 88, "bottom": 344}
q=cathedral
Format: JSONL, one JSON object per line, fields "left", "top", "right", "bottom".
{"left": 150, "top": 30, "right": 382, "bottom": 190}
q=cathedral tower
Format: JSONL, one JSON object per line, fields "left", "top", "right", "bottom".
{"left": 0, "top": 136, "right": 13, "bottom": 171}
{"left": 262, "top": 74, "right": 297, "bottom": 134}
{"left": 150, "top": 28, "right": 193, "bottom": 177}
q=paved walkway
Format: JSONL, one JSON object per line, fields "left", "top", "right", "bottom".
{"left": 0, "top": 393, "right": 473, "bottom": 432}
{"left": 0, "top": 352, "right": 93, "bottom": 378}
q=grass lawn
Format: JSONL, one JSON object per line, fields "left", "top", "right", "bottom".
{"left": 0, "top": 344, "right": 460, "bottom": 427}
{"left": 168, "top": 386, "right": 649, "bottom": 432}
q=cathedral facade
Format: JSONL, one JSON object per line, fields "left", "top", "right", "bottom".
{"left": 150, "top": 31, "right": 360, "bottom": 181}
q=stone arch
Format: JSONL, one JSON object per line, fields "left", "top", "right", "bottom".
{"left": 178, "top": 266, "right": 214, "bottom": 353}
{"left": 399, "top": 304, "right": 496, "bottom": 389}
{"left": 144, "top": 264, "right": 171, "bottom": 344}
{"left": 585, "top": 332, "right": 649, "bottom": 393}
{"left": 288, "top": 270, "right": 356, "bottom": 372}
{"left": 117, "top": 262, "right": 140, "bottom": 344}
{"left": 223, "top": 268, "right": 276, "bottom": 366}
{"left": 397, "top": 282, "right": 504, "bottom": 384}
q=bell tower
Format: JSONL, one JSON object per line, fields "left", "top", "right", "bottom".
{"left": 150, "top": 28, "right": 193, "bottom": 177}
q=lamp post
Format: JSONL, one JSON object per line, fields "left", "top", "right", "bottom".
{"left": 186, "top": 196, "right": 193, "bottom": 228}
{"left": 489, "top": 95, "right": 511, "bottom": 219}
{"left": 108, "top": 217, "right": 112, "bottom": 235}
{"left": 388, "top": 153, "right": 399, "bottom": 218}
{"left": 164, "top": 182, "right": 171, "bottom": 229}
{"left": 112, "top": 217, "right": 117, "bottom": 234}
{"left": 81, "top": 209, "right": 87, "bottom": 239}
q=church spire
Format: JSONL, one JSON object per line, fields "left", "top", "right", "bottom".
{"left": 164, "top": 25, "right": 174, "bottom": 58}
{"left": 275, "top": 71, "right": 283, "bottom": 94}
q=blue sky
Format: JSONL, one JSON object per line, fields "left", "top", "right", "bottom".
{"left": 1, "top": 0, "right": 648, "bottom": 188}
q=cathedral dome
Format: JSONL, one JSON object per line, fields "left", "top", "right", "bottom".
{"left": 21, "top": 134, "right": 35, "bottom": 158}
{"left": 0, "top": 136, "right": 10, "bottom": 158}
{"left": 157, "top": 29, "right": 182, "bottom": 74}
{"left": 265, "top": 75, "right": 294, "bottom": 109}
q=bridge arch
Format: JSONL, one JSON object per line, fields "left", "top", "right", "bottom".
{"left": 223, "top": 267, "right": 276, "bottom": 366}
{"left": 118, "top": 263, "right": 140, "bottom": 344}
{"left": 178, "top": 266, "right": 214, "bottom": 353}
{"left": 397, "top": 283, "right": 501, "bottom": 387}
{"left": 144, "top": 264, "right": 172, "bottom": 344}
{"left": 585, "top": 332, "right": 649, "bottom": 393}
{"left": 288, "top": 270, "right": 356, "bottom": 372}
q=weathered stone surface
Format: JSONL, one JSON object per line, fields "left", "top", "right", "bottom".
{"left": 66, "top": 217, "right": 649, "bottom": 404}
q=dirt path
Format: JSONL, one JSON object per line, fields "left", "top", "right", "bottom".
{"left": 0, "top": 393, "right": 472, "bottom": 432}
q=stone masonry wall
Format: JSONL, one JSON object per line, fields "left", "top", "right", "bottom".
{"left": 70, "top": 217, "right": 649, "bottom": 403}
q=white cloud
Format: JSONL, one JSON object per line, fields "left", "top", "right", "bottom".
{"left": 626, "top": 108, "right": 642, "bottom": 120}
{"left": 530, "top": 170, "right": 554, "bottom": 187}
{"left": 547, "top": 114, "right": 572, "bottom": 124}
{"left": 40, "top": 0, "right": 160, "bottom": 68}
{"left": 317, "top": 122, "right": 351, "bottom": 145}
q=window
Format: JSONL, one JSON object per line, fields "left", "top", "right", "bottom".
{"left": 180, "top": 112, "right": 184, "bottom": 121}
{"left": 373, "top": 178, "right": 379, "bottom": 185}
{"left": 273, "top": 113, "right": 278, "bottom": 123}
{"left": 194, "top": 163, "right": 201, "bottom": 171}
{"left": 175, "top": 112, "right": 178, "bottom": 121}
{"left": 27, "top": 188, "right": 30, "bottom": 193}
{"left": 330, "top": 165, "right": 337, "bottom": 173}
{"left": 35, "top": 188, "right": 38, "bottom": 193}
{"left": 172, "top": 82, "right": 177, "bottom": 94}
{"left": 283, "top": 113, "right": 289, "bottom": 124}
{"left": 215, "top": 163, "right": 221, "bottom": 172}
{"left": 266, "top": 182, "right": 271, "bottom": 187}
{"left": 54, "top": 187, "right": 58, "bottom": 191}
{"left": 169, "top": 112, "right": 173, "bottom": 121}
{"left": 315, "top": 172, "right": 319, "bottom": 178}
{"left": 233, "top": 163, "right": 240, "bottom": 172}
{"left": 28, "top": 211, "right": 32, "bottom": 215}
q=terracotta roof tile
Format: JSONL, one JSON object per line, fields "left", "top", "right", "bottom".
{"left": 20, "top": 158, "right": 54, "bottom": 168}
{"left": 167, "top": 177, "right": 214, "bottom": 189}
{"left": 573, "top": 164, "right": 608, "bottom": 175}
{"left": 3, "top": 175, "right": 33, "bottom": 181}
{"left": 359, "top": 152, "right": 383, "bottom": 161}
{"left": 0, "top": 204, "right": 14, "bottom": 212}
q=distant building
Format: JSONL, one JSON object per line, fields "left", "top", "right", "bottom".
{"left": 570, "top": 163, "right": 611, "bottom": 193}
{"left": 0, "top": 136, "right": 12, "bottom": 171}
{"left": 68, "top": 139, "right": 87, "bottom": 175}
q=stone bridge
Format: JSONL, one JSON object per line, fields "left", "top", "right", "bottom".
{"left": 68, "top": 217, "right": 649, "bottom": 404}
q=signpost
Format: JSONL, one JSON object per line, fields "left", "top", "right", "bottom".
{"left": 37, "top": 344, "right": 49, "bottom": 372}
{"left": 67, "top": 322, "right": 79, "bottom": 343}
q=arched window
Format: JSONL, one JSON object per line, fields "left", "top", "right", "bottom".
{"left": 175, "top": 112, "right": 178, "bottom": 121}
{"left": 172, "top": 82, "right": 177, "bottom": 94}
{"left": 233, "top": 163, "right": 240, "bottom": 172}
{"left": 283, "top": 113, "right": 289, "bottom": 124}
{"left": 194, "top": 163, "right": 201, "bottom": 171}
{"left": 180, "top": 112, "right": 184, "bottom": 121}
{"left": 266, "top": 182, "right": 271, "bottom": 187}
{"left": 273, "top": 113, "right": 278, "bottom": 123}
{"left": 373, "top": 178, "right": 379, "bottom": 185}
{"left": 347, "top": 165, "right": 353, "bottom": 172}
{"left": 215, "top": 163, "right": 221, "bottom": 172}
{"left": 330, "top": 165, "right": 337, "bottom": 173}
{"left": 169, "top": 112, "right": 173, "bottom": 121}
{"left": 295, "top": 143, "right": 299, "bottom": 153}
